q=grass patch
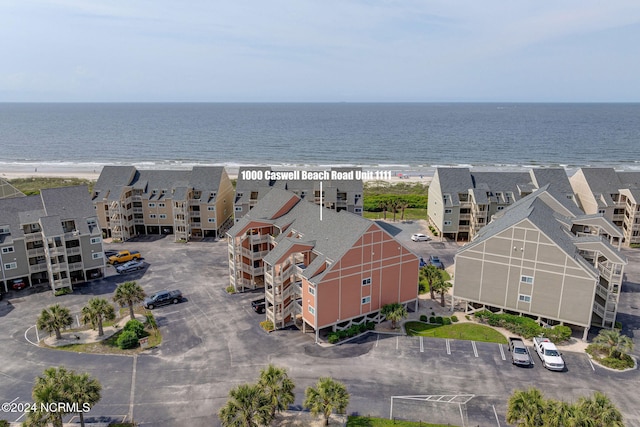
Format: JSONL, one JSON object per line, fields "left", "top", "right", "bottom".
{"left": 348, "top": 416, "right": 457, "bottom": 427}
{"left": 405, "top": 321, "right": 507, "bottom": 344}
{"left": 363, "top": 208, "right": 427, "bottom": 221}
{"left": 585, "top": 345, "right": 635, "bottom": 370}
{"left": 9, "top": 177, "right": 95, "bottom": 195}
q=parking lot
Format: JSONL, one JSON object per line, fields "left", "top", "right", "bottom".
{"left": 1, "top": 221, "right": 640, "bottom": 426}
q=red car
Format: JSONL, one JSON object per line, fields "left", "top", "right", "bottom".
{"left": 11, "top": 279, "right": 26, "bottom": 290}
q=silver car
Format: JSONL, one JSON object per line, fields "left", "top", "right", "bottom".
{"left": 116, "top": 260, "right": 145, "bottom": 274}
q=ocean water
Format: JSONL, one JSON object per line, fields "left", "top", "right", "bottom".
{"left": 0, "top": 103, "right": 639, "bottom": 174}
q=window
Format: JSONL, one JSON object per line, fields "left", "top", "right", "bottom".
{"left": 4, "top": 262, "right": 17, "bottom": 270}
{"left": 158, "top": 203, "right": 166, "bottom": 208}
{"left": 90, "top": 237, "right": 101, "bottom": 244}
{"left": 362, "top": 278, "right": 371, "bottom": 286}
{"left": 497, "top": 206, "right": 505, "bottom": 211}
{"left": 518, "top": 294, "right": 531, "bottom": 303}
{"left": 443, "top": 221, "right": 452, "bottom": 226}
{"left": 1, "top": 246, "right": 14, "bottom": 254}
{"left": 354, "top": 208, "right": 362, "bottom": 213}
{"left": 208, "top": 218, "right": 216, "bottom": 223}
{"left": 444, "top": 209, "right": 452, "bottom": 214}
{"left": 361, "top": 296, "right": 371, "bottom": 304}
{"left": 208, "top": 206, "right": 215, "bottom": 211}
{"left": 598, "top": 209, "right": 605, "bottom": 215}
{"left": 149, "top": 214, "right": 157, "bottom": 219}
{"left": 148, "top": 203, "right": 156, "bottom": 208}
{"left": 159, "top": 214, "right": 167, "bottom": 219}
{"left": 235, "top": 206, "right": 243, "bottom": 212}
{"left": 520, "top": 275, "right": 534, "bottom": 284}
{"left": 308, "top": 305, "right": 315, "bottom": 315}
{"left": 0, "top": 225, "right": 10, "bottom": 234}
{"left": 92, "top": 253, "right": 103, "bottom": 259}
{"left": 308, "top": 285, "right": 315, "bottom": 296}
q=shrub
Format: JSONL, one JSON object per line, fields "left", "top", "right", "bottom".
{"left": 442, "top": 317, "right": 452, "bottom": 325}
{"left": 451, "top": 315, "right": 459, "bottom": 322}
{"left": 54, "top": 287, "right": 72, "bottom": 296}
{"left": 117, "top": 330, "right": 139, "bottom": 349}
{"left": 366, "top": 322, "right": 376, "bottom": 330}
{"left": 260, "top": 320, "right": 274, "bottom": 332}
{"left": 435, "top": 316, "right": 444, "bottom": 325}
{"left": 0, "top": 420, "right": 10, "bottom": 427}
{"left": 144, "top": 312, "right": 157, "bottom": 330}
{"left": 225, "top": 285, "right": 236, "bottom": 294}
{"left": 429, "top": 316, "right": 436, "bottom": 323}
{"left": 124, "top": 319, "right": 146, "bottom": 338}
{"left": 615, "top": 321, "right": 623, "bottom": 330}
{"left": 328, "top": 333, "right": 340, "bottom": 344}
{"left": 543, "top": 325, "right": 572, "bottom": 344}
{"left": 420, "top": 315, "right": 428, "bottom": 322}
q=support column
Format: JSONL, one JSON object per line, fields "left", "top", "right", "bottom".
{"left": 582, "top": 327, "right": 590, "bottom": 341}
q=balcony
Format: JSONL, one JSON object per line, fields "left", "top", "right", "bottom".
{"left": 27, "top": 247, "right": 45, "bottom": 257}
{"left": 29, "top": 263, "right": 48, "bottom": 273}
{"left": 68, "top": 262, "right": 84, "bottom": 272}
{"left": 66, "top": 247, "right": 81, "bottom": 256}
{"left": 25, "top": 233, "right": 43, "bottom": 242}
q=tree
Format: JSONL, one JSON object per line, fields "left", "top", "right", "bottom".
{"left": 37, "top": 304, "right": 73, "bottom": 340}
{"left": 304, "top": 377, "right": 349, "bottom": 426}
{"left": 398, "top": 200, "right": 410, "bottom": 221}
{"left": 377, "top": 200, "right": 388, "bottom": 220}
{"left": 577, "top": 391, "right": 624, "bottom": 427}
{"left": 381, "top": 303, "right": 408, "bottom": 329}
{"left": 258, "top": 364, "right": 295, "bottom": 418}
{"left": 81, "top": 298, "right": 115, "bottom": 337}
{"left": 506, "top": 387, "right": 546, "bottom": 427}
{"left": 423, "top": 265, "right": 441, "bottom": 301}
{"left": 113, "top": 281, "right": 146, "bottom": 320}
{"left": 431, "top": 278, "right": 452, "bottom": 307}
{"left": 389, "top": 198, "right": 399, "bottom": 222}
{"left": 25, "top": 367, "right": 102, "bottom": 427}
{"left": 63, "top": 371, "right": 102, "bottom": 427}
{"left": 592, "top": 329, "right": 634, "bottom": 359}
{"left": 219, "top": 383, "right": 273, "bottom": 427}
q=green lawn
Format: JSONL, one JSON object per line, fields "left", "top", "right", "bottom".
{"left": 9, "top": 177, "right": 95, "bottom": 195}
{"left": 363, "top": 208, "right": 427, "bottom": 221}
{"left": 405, "top": 322, "right": 507, "bottom": 344}
{"left": 348, "top": 416, "right": 458, "bottom": 427}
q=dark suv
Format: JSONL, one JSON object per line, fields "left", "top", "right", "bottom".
{"left": 251, "top": 298, "right": 266, "bottom": 314}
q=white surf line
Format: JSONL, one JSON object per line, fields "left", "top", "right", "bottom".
{"left": 420, "top": 336, "right": 424, "bottom": 353}
{"left": 472, "top": 341, "right": 478, "bottom": 357}
{"left": 499, "top": 344, "right": 506, "bottom": 360}
{"left": 493, "top": 404, "right": 501, "bottom": 426}
{"left": 128, "top": 355, "right": 138, "bottom": 422}
{"left": 446, "top": 339, "right": 451, "bottom": 355}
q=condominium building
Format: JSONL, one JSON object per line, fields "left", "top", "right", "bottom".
{"left": 0, "top": 185, "right": 105, "bottom": 293}
{"left": 234, "top": 166, "right": 363, "bottom": 220}
{"left": 428, "top": 167, "right": 578, "bottom": 241}
{"left": 93, "top": 166, "right": 234, "bottom": 242}
{"left": 453, "top": 186, "right": 626, "bottom": 337}
{"left": 570, "top": 168, "right": 640, "bottom": 247}
{"left": 227, "top": 188, "right": 418, "bottom": 340}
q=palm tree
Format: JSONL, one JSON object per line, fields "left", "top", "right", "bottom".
{"left": 377, "top": 200, "right": 388, "bottom": 220}
{"left": 218, "top": 383, "right": 273, "bottom": 427}
{"left": 592, "top": 329, "right": 634, "bottom": 359}
{"left": 304, "top": 377, "right": 350, "bottom": 426}
{"left": 542, "top": 400, "right": 582, "bottom": 427}
{"left": 381, "top": 303, "right": 408, "bottom": 329}
{"left": 113, "top": 281, "right": 146, "bottom": 320}
{"left": 423, "top": 265, "right": 441, "bottom": 301}
{"left": 29, "top": 367, "right": 72, "bottom": 427}
{"left": 389, "top": 198, "right": 399, "bottom": 222}
{"left": 577, "top": 391, "right": 624, "bottom": 427}
{"left": 63, "top": 371, "right": 102, "bottom": 427}
{"left": 431, "top": 278, "right": 452, "bottom": 307}
{"left": 37, "top": 304, "right": 73, "bottom": 340}
{"left": 398, "top": 199, "right": 410, "bottom": 221}
{"left": 81, "top": 298, "right": 115, "bottom": 337}
{"left": 258, "top": 364, "right": 295, "bottom": 418}
{"left": 506, "top": 387, "right": 546, "bottom": 427}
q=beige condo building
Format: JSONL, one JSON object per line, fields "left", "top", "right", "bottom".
{"left": 453, "top": 186, "right": 626, "bottom": 337}
{"left": 93, "top": 166, "right": 234, "bottom": 242}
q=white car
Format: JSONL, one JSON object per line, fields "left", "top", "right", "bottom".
{"left": 411, "top": 233, "right": 431, "bottom": 242}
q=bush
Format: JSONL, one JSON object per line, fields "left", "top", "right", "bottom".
{"left": 225, "top": 285, "right": 236, "bottom": 294}
{"left": 474, "top": 310, "right": 542, "bottom": 338}
{"left": 435, "top": 316, "right": 444, "bottom": 325}
{"left": 328, "top": 333, "right": 340, "bottom": 344}
{"left": 451, "top": 315, "right": 459, "bottom": 322}
{"left": 54, "top": 287, "right": 72, "bottom": 296}
{"left": 260, "top": 320, "right": 274, "bottom": 332}
{"left": 144, "top": 312, "right": 157, "bottom": 330}
{"left": 420, "top": 315, "right": 428, "bottom": 322}
{"left": 366, "top": 321, "right": 376, "bottom": 330}
{"left": 124, "top": 319, "right": 146, "bottom": 338}
{"left": 543, "top": 325, "right": 572, "bottom": 344}
{"left": 117, "top": 330, "right": 139, "bottom": 349}
{"left": 429, "top": 316, "right": 436, "bottom": 324}
{"left": 442, "top": 317, "right": 452, "bottom": 325}
{"left": 615, "top": 321, "right": 623, "bottom": 330}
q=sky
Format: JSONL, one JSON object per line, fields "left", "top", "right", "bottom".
{"left": 2, "top": 1, "right": 640, "bottom": 102}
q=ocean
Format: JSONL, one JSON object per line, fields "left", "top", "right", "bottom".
{"left": 1, "top": 103, "right": 639, "bottom": 175}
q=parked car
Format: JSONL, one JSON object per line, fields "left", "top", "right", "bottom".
{"left": 419, "top": 257, "right": 427, "bottom": 268}
{"left": 252, "top": 298, "right": 266, "bottom": 314}
{"left": 104, "top": 250, "right": 119, "bottom": 259}
{"left": 508, "top": 337, "right": 533, "bottom": 367}
{"left": 411, "top": 233, "right": 431, "bottom": 242}
{"left": 143, "top": 290, "right": 183, "bottom": 309}
{"left": 428, "top": 255, "right": 444, "bottom": 269}
{"left": 11, "top": 279, "right": 26, "bottom": 290}
{"left": 533, "top": 337, "right": 565, "bottom": 371}
{"left": 108, "top": 250, "right": 142, "bottom": 265}
{"left": 116, "top": 260, "right": 145, "bottom": 274}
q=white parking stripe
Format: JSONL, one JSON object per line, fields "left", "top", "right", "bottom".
{"left": 446, "top": 339, "right": 451, "bottom": 355}
{"left": 499, "top": 344, "right": 506, "bottom": 360}
{"left": 587, "top": 356, "right": 596, "bottom": 371}
{"left": 471, "top": 341, "right": 478, "bottom": 357}
{"left": 396, "top": 336, "right": 399, "bottom": 350}
{"left": 493, "top": 404, "right": 501, "bottom": 426}
{"left": 420, "top": 336, "right": 424, "bottom": 353}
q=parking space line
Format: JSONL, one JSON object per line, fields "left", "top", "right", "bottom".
{"left": 420, "top": 336, "right": 424, "bottom": 353}
{"left": 376, "top": 334, "right": 379, "bottom": 347}
{"left": 446, "top": 339, "right": 451, "bottom": 355}
{"left": 396, "top": 336, "right": 399, "bottom": 350}
{"left": 493, "top": 404, "right": 501, "bottom": 426}
{"left": 587, "top": 356, "right": 596, "bottom": 371}
{"left": 499, "top": 344, "right": 506, "bottom": 360}
{"left": 471, "top": 341, "right": 478, "bottom": 357}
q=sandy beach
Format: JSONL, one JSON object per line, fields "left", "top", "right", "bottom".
{"left": 0, "top": 164, "right": 434, "bottom": 185}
